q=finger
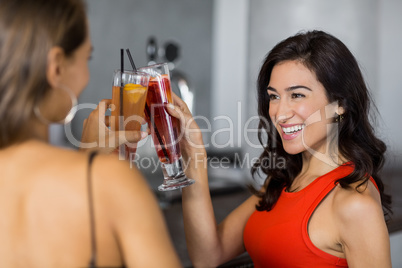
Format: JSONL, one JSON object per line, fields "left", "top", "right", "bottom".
{"left": 171, "top": 92, "right": 190, "bottom": 113}
{"left": 97, "top": 99, "right": 110, "bottom": 118}
{"left": 144, "top": 126, "right": 151, "bottom": 135}
{"left": 166, "top": 103, "right": 188, "bottom": 124}
{"left": 82, "top": 118, "right": 88, "bottom": 128}
{"left": 99, "top": 98, "right": 112, "bottom": 107}
{"left": 115, "top": 130, "right": 148, "bottom": 146}
{"left": 140, "top": 116, "right": 147, "bottom": 125}
{"left": 126, "top": 130, "right": 149, "bottom": 142}
{"left": 165, "top": 103, "right": 180, "bottom": 117}
{"left": 105, "top": 116, "right": 110, "bottom": 127}
{"left": 91, "top": 99, "right": 113, "bottom": 124}
{"left": 171, "top": 92, "right": 185, "bottom": 107}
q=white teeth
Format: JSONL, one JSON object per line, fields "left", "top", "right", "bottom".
{"left": 282, "top": 124, "right": 304, "bottom": 134}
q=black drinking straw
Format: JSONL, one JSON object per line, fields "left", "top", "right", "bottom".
{"left": 120, "top": 49, "right": 124, "bottom": 117}
{"left": 125, "top": 48, "right": 170, "bottom": 161}
{"left": 125, "top": 49, "right": 137, "bottom": 71}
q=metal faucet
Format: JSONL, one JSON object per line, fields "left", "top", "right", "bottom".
{"left": 146, "top": 37, "right": 194, "bottom": 114}
{"left": 170, "top": 70, "right": 194, "bottom": 114}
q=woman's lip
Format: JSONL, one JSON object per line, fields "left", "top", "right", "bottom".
{"left": 281, "top": 129, "right": 303, "bottom": 140}
{"left": 278, "top": 124, "right": 304, "bottom": 140}
{"left": 279, "top": 123, "right": 304, "bottom": 128}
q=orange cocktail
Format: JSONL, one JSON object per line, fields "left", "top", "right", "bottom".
{"left": 111, "top": 70, "right": 149, "bottom": 161}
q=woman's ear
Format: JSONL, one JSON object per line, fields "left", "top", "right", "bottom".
{"left": 46, "top": 46, "right": 65, "bottom": 88}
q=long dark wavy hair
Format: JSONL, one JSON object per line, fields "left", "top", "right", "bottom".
{"left": 251, "top": 30, "right": 392, "bottom": 218}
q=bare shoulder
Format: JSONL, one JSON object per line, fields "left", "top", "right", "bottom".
{"left": 88, "top": 153, "right": 152, "bottom": 200}
{"left": 90, "top": 153, "right": 143, "bottom": 181}
{"left": 332, "top": 179, "right": 383, "bottom": 223}
{"left": 331, "top": 178, "right": 390, "bottom": 267}
{"left": 36, "top": 145, "right": 151, "bottom": 201}
{"left": 41, "top": 146, "right": 156, "bottom": 211}
{"left": 88, "top": 154, "right": 182, "bottom": 267}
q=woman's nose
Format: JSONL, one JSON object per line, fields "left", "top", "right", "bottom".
{"left": 274, "top": 99, "right": 293, "bottom": 123}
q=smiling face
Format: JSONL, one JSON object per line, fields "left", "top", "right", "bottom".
{"left": 267, "top": 60, "right": 339, "bottom": 156}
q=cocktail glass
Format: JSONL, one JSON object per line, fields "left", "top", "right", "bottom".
{"left": 111, "top": 69, "right": 150, "bottom": 162}
{"left": 138, "top": 63, "right": 195, "bottom": 191}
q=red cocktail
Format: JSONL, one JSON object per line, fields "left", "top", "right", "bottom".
{"left": 145, "top": 75, "right": 181, "bottom": 163}
{"left": 139, "top": 63, "right": 195, "bottom": 191}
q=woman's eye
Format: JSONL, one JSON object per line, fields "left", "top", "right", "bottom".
{"left": 269, "top": 94, "right": 279, "bottom": 100}
{"left": 291, "top": 93, "right": 305, "bottom": 98}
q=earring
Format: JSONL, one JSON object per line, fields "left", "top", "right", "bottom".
{"left": 34, "top": 84, "right": 78, "bottom": 125}
{"left": 335, "top": 113, "right": 344, "bottom": 123}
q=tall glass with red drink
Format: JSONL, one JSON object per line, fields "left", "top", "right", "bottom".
{"left": 139, "top": 63, "right": 195, "bottom": 191}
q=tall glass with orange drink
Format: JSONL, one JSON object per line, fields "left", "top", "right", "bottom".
{"left": 111, "top": 70, "right": 150, "bottom": 161}
{"left": 138, "top": 63, "right": 195, "bottom": 191}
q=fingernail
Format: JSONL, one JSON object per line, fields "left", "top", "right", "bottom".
{"left": 167, "top": 103, "right": 175, "bottom": 109}
{"left": 140, "top": 131, "right": 148, "bottom": 139}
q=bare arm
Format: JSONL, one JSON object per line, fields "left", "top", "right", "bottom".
{"left": 95, "top": 155, "right": 182, "bottom": 267}
{"left": 336, "top": 181, "right": 391, "bottom": 268}
{"left": 167, "top": 95, "right": 258, "bottom": 267}
{"left": 184, "top": 184, "right": 258, "bottom": 267}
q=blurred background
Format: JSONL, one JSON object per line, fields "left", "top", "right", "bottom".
{"left": 50, "top": 0, "right": 402, "bottom": 266}
{"left": 61, "top": 0, "right": 402, "bottom": 168}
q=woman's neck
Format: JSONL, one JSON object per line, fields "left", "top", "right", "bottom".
{"left": 28, "top": 120, "right": 49, "bottom": 142}
{"left": 299, "top": 150, "right": 347, "bottom": 179}
{"left": 286, "top": 154, "right": 340, "bottom": 192}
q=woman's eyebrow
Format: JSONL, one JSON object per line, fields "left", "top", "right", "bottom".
{"left": 267, "top": 85, "right": 312, "bottom": 92}
{"left": 287, "top": 85, "right": 312, "bottom": 91}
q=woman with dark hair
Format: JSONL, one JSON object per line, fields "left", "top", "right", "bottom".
{"left": 169, "top": 30, "right": 392, "bottom": 267}
{"left": 0, "top": 0, "right": 181, "bottom": 267}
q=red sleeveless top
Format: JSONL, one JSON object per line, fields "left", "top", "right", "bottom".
{"left": 243, "top": 163, "right": 378, "bottom": 268}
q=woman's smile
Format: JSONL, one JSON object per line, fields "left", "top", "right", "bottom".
{"left": 279, "top": 123, "right": 305, "bottom": 140}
